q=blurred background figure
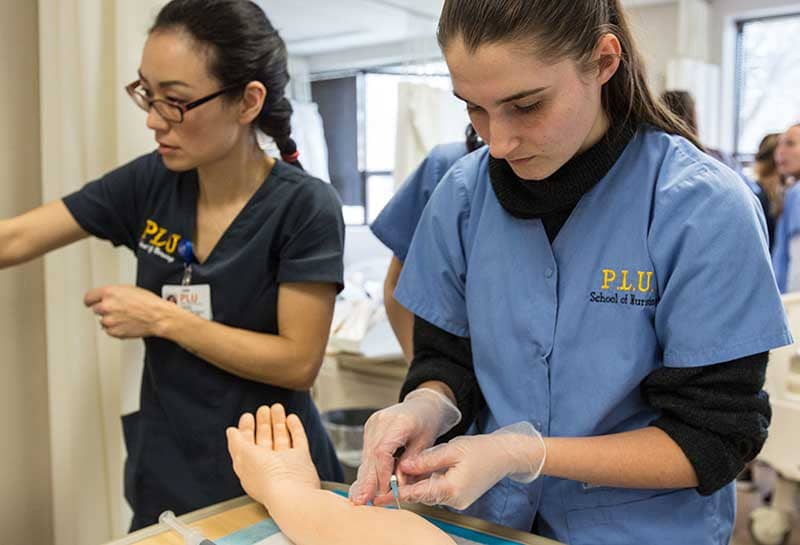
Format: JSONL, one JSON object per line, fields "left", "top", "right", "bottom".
{"left": 660, "top": 90, "right": 771, "bottom": 241}
{"left": 370, "top": 125, "right": 484, "bottom": 361}
{"left": 776, "top": 125, "right": 800, "bottom": 185}
{"left": 753, "top": 134, "right": 786, "bottom": 253}
{"left": 772, "top": 125, "right": 800, "bottom": 293}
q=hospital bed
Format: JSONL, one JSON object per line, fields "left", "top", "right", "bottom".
{"left": 749, "top": 293, "right": 800, "bottom": 545}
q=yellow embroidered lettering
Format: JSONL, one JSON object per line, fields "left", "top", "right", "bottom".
{"left": 601, "top": 269, "right": 616, "bottom": 290}
{"left": 164, "top": 234, "right": 181, "bottom": 254}
{"left": 638, "top": 271, "right": 653, "bottom": 293}
{"left": 141, "top": 219, "right": 158, "bottom": 239}
{"left": 151, "top": 227, "right": 168, "bottom": 248}
{"left": 618, "top": 270, "right": 634, "bottom": 292}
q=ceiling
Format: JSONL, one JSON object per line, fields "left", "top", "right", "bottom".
{"left": 258, "top": 0, "right": 677, "bottom": 57}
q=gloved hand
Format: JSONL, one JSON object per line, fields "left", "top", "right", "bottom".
{"left": 375, "top": 421, "right": 545, "bottom": 510}
{"left": 348, "top": 387, "right": 462, "bottom": 505}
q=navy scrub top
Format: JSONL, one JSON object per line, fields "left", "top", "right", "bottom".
{"left": 63, "top": 152, "right": 345, "bottom": 529}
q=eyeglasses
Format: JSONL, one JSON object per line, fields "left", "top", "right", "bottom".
{"left": 125, "top": 80, "right": 241, "bottom": 123}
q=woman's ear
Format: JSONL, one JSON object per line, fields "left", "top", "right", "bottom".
{"left": 239, "top": 81, "right": 268, "bottom": 125}
{"left": 595, "top": 33, "right": 622, "bottom": 85}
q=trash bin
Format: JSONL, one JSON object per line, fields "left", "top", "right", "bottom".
{"left": 321, "top": 408, "right": 379, "bottom": 484}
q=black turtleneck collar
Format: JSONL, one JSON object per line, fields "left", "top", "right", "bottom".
{"left": 488, "top": 123, "right": 637, "bottom": 222}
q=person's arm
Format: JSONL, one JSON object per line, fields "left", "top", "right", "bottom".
{"left": 383, "top": 257, "right": 414, "bottom": 362}
{"left": 642, "top": 352, "right": 770, "bottom": 495}
{"left": 543, "top": 349, "right": 768, "bottom": 491}
{"left": 541, "top": 427, "right": 697, "bottom": 489}
{"left": 0, "top": 201, "right": 89, "bottom": 268}
{"left": 390, "top": 354, "right": 771, "bottom": 507}
{"left": 86, "top": 281, "right": 337, "bottom": 390}
{"left": 227, "top": 404, "right": 456, "bottom": 545}
{"left": 402, "top": 317, "right": 484, "bottom": 440}
{"left": 272, "top": 487, "right": 455, "bottom": 545}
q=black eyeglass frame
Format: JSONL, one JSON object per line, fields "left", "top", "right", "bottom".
{"left": 125, "top": 79, "right": 243, "bottom": 123}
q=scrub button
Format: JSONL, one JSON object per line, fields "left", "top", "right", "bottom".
{"left": 545, "top": 267, "right": 554, "bottom": 279}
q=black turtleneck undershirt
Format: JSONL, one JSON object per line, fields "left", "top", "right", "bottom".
{"left": 400, "top": 125, "right": 770, "bottom": 498}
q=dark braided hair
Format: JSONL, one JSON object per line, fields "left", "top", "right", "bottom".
{"left": 151, "top": 0, "right": 302, "bottom": 168}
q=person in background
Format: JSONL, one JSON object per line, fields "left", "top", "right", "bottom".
{"left": 753, "top": 134, "right": 786, "bottom": 253}
{"left": 351, "top": 1, "right": 790, "bottom": 543}
{"left": 370, "top": 125, "right": 484, "bottom": 361}
{"left": 660, "top": 90, "right": 772, "bottom": 228}
{"left": 771, "top": 124, "right": 800, "bottom": 292}
{"left": 736, "top": 134, "right": 786, "bottom": 489}
{"left": 0, "top": 0, "right": 344, "bottom": 530}
{"left": 660, "top": 90, "right": 736, "bottom": 170}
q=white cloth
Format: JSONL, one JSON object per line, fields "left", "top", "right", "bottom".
{"left": 291, "top": 100, "right": 331, "bottom": 183}
{"left": 38, "top": 0, "right": 162, "bottom": 541}
{"left": 258, "top": 100, "right": 330, "bottom": 183}
{"left": 394, "top": 82, "right": 468, "bottom": 189}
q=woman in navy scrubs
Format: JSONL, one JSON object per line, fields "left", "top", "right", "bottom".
{"left": 352, "top": 1, "right": 791, "bottom": 544}
{"left": 0, "top": 0, "right": 343, "bottom": 530}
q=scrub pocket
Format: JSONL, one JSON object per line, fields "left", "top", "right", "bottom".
{"left": 458, "top": 479, "right": 514, "bottom": 527}
{"left": 566, "top": 487, "right": 727, "bottom": 545}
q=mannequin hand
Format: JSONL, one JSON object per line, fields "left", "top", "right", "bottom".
{"left": 84, "top": 285, "right": 175, "bottom": 338}
{"left": 377, "top": 422, "right": 545, "bottom": 510}
{"left": 227, "top": 404, "right": 321, "bottom": 507}
{"left": 349, "top": 388, "right": 461, "bottom": 505}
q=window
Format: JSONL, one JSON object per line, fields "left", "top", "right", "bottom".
{"left": 735, "top": 13, "right": 800, "bottom": 159}
{"left": 312, "top": 62, "right": 455, "bottom": 224}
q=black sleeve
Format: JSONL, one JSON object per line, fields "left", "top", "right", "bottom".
{"left": 62, "top": 152, "right": 159, "bottom": 251}
{"left": 641, "top": 352, "right": 771, "bottom": 496}
{"left": 277, "top": 181, "right": 345, "bottom": 292}
{"left": 399, "top": 316, "right": 485, "bottom": 440}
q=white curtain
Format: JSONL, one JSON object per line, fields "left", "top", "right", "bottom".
{"left": 394, "top": 82, "right": 468, "bottom": 188}
{"left": 38, "top": 1, "right": 162, "bottom": 543}
{"left": 291, "top": 100, "right": 331, "bottom": 182}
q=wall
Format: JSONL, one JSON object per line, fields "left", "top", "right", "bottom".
{"left": 626, "top": 2, "right": 681, "bottom": 96}
{"left": 0, "top": 0, "right": 53, "bottom": 543}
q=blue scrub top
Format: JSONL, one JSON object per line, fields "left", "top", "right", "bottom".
{"left": 395, "top": 127, "right": 791, "bottom": 545}
{"left": 371, "top": 142, "right": 470, "bottom": 261}
{"left": 773, "top": 183, "right": 800, "bottom": 292}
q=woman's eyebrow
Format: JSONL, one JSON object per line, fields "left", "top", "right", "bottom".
{"left": 137, "top": 70, "right": 192, "bottom": 89}
{"left": 453, "top": 87, "right": 549, "bottom": 107}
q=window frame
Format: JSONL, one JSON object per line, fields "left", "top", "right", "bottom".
{"left": 733, "top": 11, "right": 800, "bottom": 164}
{"left": 312, "top": 61, "right": 452, "bottom": 225}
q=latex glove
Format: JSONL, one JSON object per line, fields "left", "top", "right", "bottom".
{"left": 349, "top": 387, "right": 461, "bottom": 505}
{"left": 383, "top": 422, "right": 545, "bottom": 510}
{"left": 84, "top": 284, "right": 176, "bottom": 339}
{"left": 227, "top": 404, "right": 321, "bottom": 508}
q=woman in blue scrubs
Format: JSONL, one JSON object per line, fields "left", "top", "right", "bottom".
{"left": 351, "top": 1, "right": 791, "bottom": 543}
{"left": 371, "top": 126, "right": 483, "bottom": 360}
{"left": 0, "top": 0, "right": 343, "bottom": 530}
{"left": 771, "top": 124, "right": 800, "bottom": 292}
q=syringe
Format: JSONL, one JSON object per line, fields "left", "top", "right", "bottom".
{"left": 159, "top": 510, "right": 217, "bottom": 545}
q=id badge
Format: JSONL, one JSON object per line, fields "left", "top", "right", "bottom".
{"left": 162, "top": 284, "right": 213, "bottom": 321}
